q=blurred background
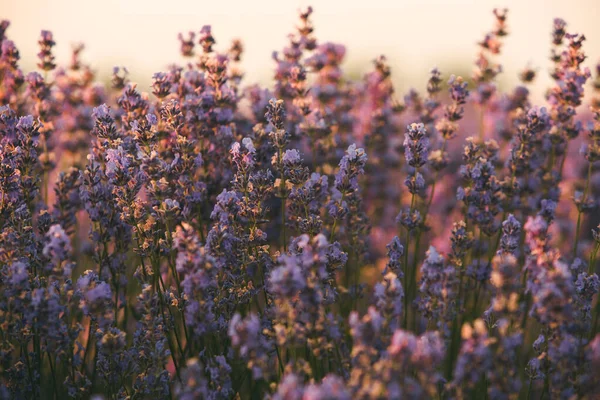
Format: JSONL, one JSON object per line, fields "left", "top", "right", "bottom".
{"left": 2, "top": 0, "right": 599, "bottom": 104}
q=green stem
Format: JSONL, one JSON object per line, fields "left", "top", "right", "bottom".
{"left": 526, "top": 378, "right": 532, "bottom": 400}
{"left": 421, "top": 139, "right": 447, "bottom": 227}
{"left": 403, "top": 228, "right": 410, "bottom": 330}
{"left": 329, "top": 192, "right": 346, "bottom": 243}
{"left": 590, "top": 242, "right": 600, "bottom": 275}
{"left": 402, "top": 168, "right": 419, "bottom": 329}
{"left": 573, "top": 162, "right": 593, "bottom": 258}
{"left": 47, "top": 351, "right": 59, "bottom": 400}
{"left": 447, "top": 270, "right": 465, "bottom": 380}
{"left": 114, "top": 277, "right": 120, "bottom": 326}
{"left": 591, "top": 294, "right": 600, "bottom": 339}
{"left": 165, "top": 220, "right": 183, "bottom": 294}
{"left": 471, "top": 283, "right": 481, "bottom": 321}
{"left": 80, "top": 318, "right": 95, "bottom": 373}
{"left": 278, "top": 146, "right": 288, "bottom": 252}
{"left": 281, "top": 196, "right": 287, "bottom": 252}
{"left": 488, "top": 211, "right": 506, "bottom": 264}
{"left": 558, "top": 141, "right": 570, "bottom": 180}
{"left": 275, "top": 346, "right": 284, "bottom": 376}
{"left": 520, "top": 268, "right": 531, "bottom": 332}
{"left": 22, "top": 345, "right": 35, "bottom": 392}
{"left": 157, "top": 279, "right": 182, "bottom": 382}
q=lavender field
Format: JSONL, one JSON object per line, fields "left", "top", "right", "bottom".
{"left": 1, "top": 5, "right": 600, "bottom": 399}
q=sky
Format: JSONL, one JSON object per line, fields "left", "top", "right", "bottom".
{"left": 2, "top": 0, "right": 599, "bottom": 103}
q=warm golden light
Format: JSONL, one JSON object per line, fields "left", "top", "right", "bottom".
{"left": 3, "top": 0, "right": 599, "bottom": 102}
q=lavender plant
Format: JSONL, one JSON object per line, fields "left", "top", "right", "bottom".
{"left": 1, "top": 7, "right": 600, "bottom": 400}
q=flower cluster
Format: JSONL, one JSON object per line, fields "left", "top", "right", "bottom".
{"left": 1, "top": 7, "right": 600, "bottom": 400}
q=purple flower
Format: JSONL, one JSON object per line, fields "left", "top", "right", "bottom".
{"left": 282, "top": 149, "right": 300, "bottom": 164}
{"left": 384, "top": 236, "right": 404, "bottom": 275}
{"left": 1, "top": 6, "right": 599, "bottom": 399}
{"left": 403, "top": 123, "right": 429, "bottom": 168}
{"left": 37, "top": 29, "right": 56, "bottom": 71}
{"left": 198, "top": 25, "right": 215, "bottom": 53}
{"left": 498, "top": 214, "right": 521, "bottom": 256}
{"left": 228, "top": 313, "right": 273, "bottom": 380}
{"left": 334, "top": 144, "right": 367, "bottom": 192}
{"left": 269, "top": 255, "right": 306, "bottom": 297}
{"left": 43, "top": 224, "right": 72, "bottom": 261}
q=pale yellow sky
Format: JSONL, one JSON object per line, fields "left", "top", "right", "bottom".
{"left": 2, "top": 0, "right": 599, "bottom": 103}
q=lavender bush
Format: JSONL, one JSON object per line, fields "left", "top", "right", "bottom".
{"left": 1, "top": 7, "right": 600, "bottom": 399}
